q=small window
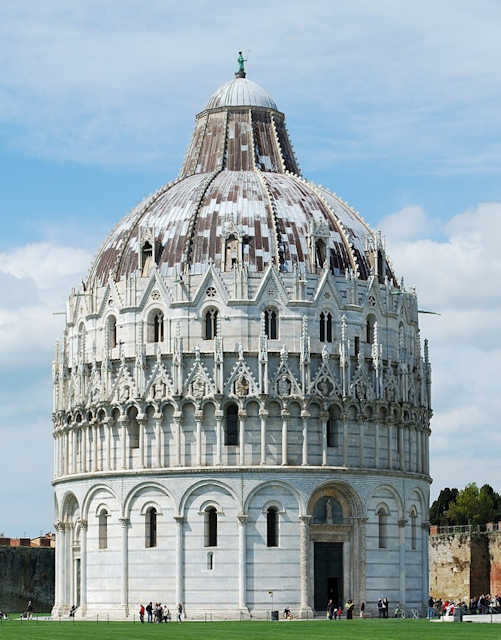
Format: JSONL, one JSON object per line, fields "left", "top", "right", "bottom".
{"left": 225, "top": 234, "right": 239, "bottom": 271}
{"left": 264, "top": 308, "right": 278, "bottom": 340}
{"left": 108, "top": 316, "right": 117, "bottom": 349}
{"left": 204, "top": 308, "right": 218, "bottom": 340}
{"left": 266, "top": 507, "right": 279, "bottom": 547}
{"left": 315, "top": 239, "right": 327, "bottom": 271}
{"left": 326, "top": 417, "right": 339, "bottom": 447}
{"left": 354, "top": 336, "right": 360, "bottom": 357}
{"left": 377, "top": 508, "right": 387, "bottom": 549}
{"left": 204, "top": 507, "right": 217, "bottom": 547}
{"left": 98, "top": 509, "right": 108, "bottom": 549}
{"left": 366, "top": 315, "right": 376, "bottom": 344}
{"left": 411, "top": 511, "right": 417, "bottom": 550}
{"left": 224, "top": 404, "right": 239, "bottom": 446}
{"left": 320, "top": 312, "right": 333, "bottom": 343}
{"left": 154, "top": 312, "right": 164, "bottom": 343}
{"left": 141, "top": 241, "right": 153, "bottom": 277}
{"left": 145, "top": 507, "right": 157, "bottom": 548}
{"left": 207, "top": 551, "right": 214, "bottom": 570}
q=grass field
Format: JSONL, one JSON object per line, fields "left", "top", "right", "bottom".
{"left": 0, "top": 619, "right": 500, "bottom": 640}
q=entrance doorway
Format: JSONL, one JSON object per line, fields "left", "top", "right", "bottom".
{"left": 314, "top": 542, "right": 343, "bottom": 611}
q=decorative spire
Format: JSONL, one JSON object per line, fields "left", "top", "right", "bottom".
{"left": 235, "top": 50, "right": 247, "bottom": 78}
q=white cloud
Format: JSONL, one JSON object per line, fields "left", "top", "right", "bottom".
{"left": 1, "top": 1, "right": 501, "bottom": 172}
{"left": 379, "top": 205, "right": 436, "bottom": 241}
{"left": 380, "top": 203, "right": 501, "bottom": 496}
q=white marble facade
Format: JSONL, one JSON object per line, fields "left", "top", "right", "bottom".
{"left": 51, "top": 73, "right": 432, "bottom": 619}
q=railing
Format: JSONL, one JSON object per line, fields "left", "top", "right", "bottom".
{"left": 430, "top": 523, "right": 501, "bottom": 536}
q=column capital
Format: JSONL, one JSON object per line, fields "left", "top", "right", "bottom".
{"left": 238, "top": 409, "right": 247, "bottom": 418}
{"left": 118, "top": 517, "right": 130, "bottom": 528}
{"left": 259, "top": 409, "right": 268, "bottom": 418}
{"left": 153, "top": 413, "right": 163, "bottom": 421}
{"left": 281, "top": 409, "right": 289, "bottom": 418}
{"left": 237, "top": 513, "right": 248, "bottom": 525}
{"left": 54, "top": 520, "right": 65, "bottom": 532}
{"left": 173, "top": 514, "right": 184, "bottom": 523}
{"left": 421, "top": 521, "right": 431, "bottom": 530}
{"left": 299, "top": 514, "right": 312, "bottom": 525}
{"left": 215, "top": 410, "right": 224, "bottom": 419}
{"left": 398, "top": 518, "right": 408, "bottom": 528}
{"left": 194, "top": 410, "right": 203, "bottom": 421}
{"left": 319, "top": 411, "right": 329, "bottom": 420}
{"left": 78, "top": 519, "right": 88, "bottom": 530}
{"left": 173, "top": 411, "right": 182, "bottom": 422}
{"left": 301, "top": 410, "right": 310, "bottom": 418}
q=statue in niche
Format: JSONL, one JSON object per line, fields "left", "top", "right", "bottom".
{"left": 278, "top": 376, "right": 291, "bottom": 397}
{"left": 238, "top": 343, "right": 245, "bottom": 361}
{"left": 192, "top": 376, "right": 206, "bottom": 399}
{"left": 318, "top": 378, "right": 333, "bottom": 396}
{"left": 235, "top": 374, "right": 249, "bottom": 397}
{"left": 194, "top": 345, "right": 201, "bottom": 361}
{"left": 153, "top": 382, "right": 165, "bottom": 400}
{"left": 326, "top": 498, "right": 333, "bottom": 525}
{"left": 91, "top": 386, "right": 100, "bottom": 403}
{"left": 120, "top": 386, "right": 130, "bottom": 402}
{"left": 321, "top": 344, "right": 330, "bottom": 363}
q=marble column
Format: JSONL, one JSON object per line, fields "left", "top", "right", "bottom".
{"left": 81, "top": 423, "right": 88, "bottom": 473}
{"left": 92, "top": 422, "right": 99, "bottom": 472}
{"left": 174, "top": 413, "right": 182, "bottom": 467}
{"left": 343, "top": 418, "right": 348, "bottom": 466}
{"left": 174, "top": 516, "right": 185, "bottom": 605}
{"left": 154, "top": 414, "right": 163, "bottom": 467}
{"left": 239, "top": 410, "right": 246, "bottom": 465}
{"left": 64, "top": 429, "right": 69, "bottom": 475}
{"left": 408, "top": 427, "right": 413, "bottom": 472}
{"left": 388, "top": 423, "right": 393, "bottom": 469}
{"left": 119, "top": 416, "right": 128, "bottom": 470}
{"left": 80, "top": 520, "right": 88, "bottom": 616}
{"left": 54, "top": 522, "right": 64, "bottom": 609}
{"left": 416, "top": 427, "right": 422, "bottom": 473}
{"left": 138, "top": 416, "right": 146, "bottom": 468}
{"left": 87, "top": 423, "right": 92, "bottom": 472}
{"left": 215, "top": 411, "right": 223, "bottom": 466}
{"left": 237, "top": 514, "right": 248, "bottom": 610}
{"left": 375, "top": 422, "right": 380, "bottom": 469}
{"left": 425, "top": 430, "right": 430, "bottom": 474}
{"left": 398, "top": 518, "right": 408, "bottom": 608}
{"left": 119, "top": 517, "right": 130, "bottom": 616}
{"left": 301, "top": 411, "right": 309, "bottom": 465}
{"left": 195, "top": 410, "right": 202, "bottom": 466}
{"left": 299, "top": 515, "right": 312, "bottom": 614}
{"left": 53, "top": 432, "right": 58, "bottom": 479}
{"left": 259, "top": 409, "right": 267, "bottom": 465}
{"left": 399, "top": 426, "right": 404, "bottom": 470}
{"left": 281, "top": 409, "right": 288, "bottom": 466}
{"left": 359, "top": 422, "right": 364, "bottom": 467}
{"left": 421, "top": 521, "right": 430, "bottom": 612}
{"left": 104, "top": 418, "right": 111, "bottom": 471}
{"left": 320, "top": 412, "right": 328, "bottom": 466}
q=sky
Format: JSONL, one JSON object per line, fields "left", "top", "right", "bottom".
{"left": 1, "top": 0, "right": 501, "bottom": 535}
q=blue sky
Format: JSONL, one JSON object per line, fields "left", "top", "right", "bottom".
{"left": 1, "top": 0, "right": 501, "bottom": 535}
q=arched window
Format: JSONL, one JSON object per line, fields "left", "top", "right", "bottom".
{"left": 127, "top": 407, "right": 139, "bottom": 449}
{"left": 366, "top": 315, "right": 376, "bottom": 344}
{"left": 266, "top": 507, "right": 279, "bottom": 547}
{"left": 145, "top": 507, "right": 157, "bottom": 548}
{"left": 141, "top": 241, "right": 153, "bottom": 277}
{"left": 107, "top": 315, "right": 117, "bottom": 349}
{"left": 224, "top": 403, "right": 239, "bottom": 446}
{"left": 204, "top": 506, "right": 217, "bottom": 547}
{"left": 411, "top": 510, "right": 417, "bottom": 550}
{"left": 98, "top": 509, "right": 108, "bottom": 549}
{"left": 225, "top": 234, "right": 239, "bottom": 271}
{"left": 377, "top": 508, "right": 387, "bottom": 549}
{"left": 326, "top": 417, "right": 339, "bottom": 447}
{"left": 147, "top": 310, "right": 164, "bottom": 343}
{"left": 315, "top": 239, "right": 327, "bottom": 271}
{"left": 320, "top": 312, "right": 333, "bottom": 343}
{"left": 204, "top": 308, "right": 218, "bottom": 340}
{"left": 264, "top": 308, "right": 278, "bottom": 340}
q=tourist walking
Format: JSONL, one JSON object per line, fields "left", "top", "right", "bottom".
{"left": 327, "top": 599, "right": 335, "bottom": 620}
{"left": 177, "top": 602, "right": 183, "bottom": 622}
{"left": 26, "top": 601, "right": 33, "bottom": 620}
{"left": 360, "top": 601, "right": 365, "bottom": 618}
{"left": 345, "top": 599, "right": 354, "bottom": 619}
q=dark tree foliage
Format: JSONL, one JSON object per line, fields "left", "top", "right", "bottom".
{"left": 431, "top": 484, "right": 501, "bottom": 526}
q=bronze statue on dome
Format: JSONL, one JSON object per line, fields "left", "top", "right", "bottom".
{"left": 235, "top": 51, "right": 247, "bottom": 78}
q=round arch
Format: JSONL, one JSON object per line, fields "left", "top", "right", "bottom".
{"left": 81, "top": 483, "right": 120, "bottom": 521}
{"left": 307, "top": 481, "right": 365, "bottom": 519}
{"left": 244, "top": 479, "right": 305, "bottom": 516}
{"left": 179, "top": 479, "right": 240, "bottom": 518}
{"left": 123, "top": 481, "right": 176, "bottom": 519}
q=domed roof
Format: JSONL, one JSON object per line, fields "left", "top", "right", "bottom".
{"left": 87, "top": 70, "right": 396, "bottom": 288}
{"left": 205, "top": 77, "right": 278, "bottom": 111}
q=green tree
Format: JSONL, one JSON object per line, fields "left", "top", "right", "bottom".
{"left": 446, "top": 483, "right": 498, "bottom": 525}
{"left": 429, "top": 487, "right": 458, "bottom": 525}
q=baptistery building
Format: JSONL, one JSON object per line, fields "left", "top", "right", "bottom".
{"left": 51, "top": 61, "right": 432, "bottom": 619}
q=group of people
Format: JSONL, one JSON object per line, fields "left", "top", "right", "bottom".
{"left": 377, "top": 597, "right": 390, "bottom": 617}
{"left": 139, "top": 602, "right": 183, "bottom": 623}
{"left": 428, "top": 594, "right": 501, "bottom": 618}
{"left": 326, "top": 599, "right": 361, "bottom": 619}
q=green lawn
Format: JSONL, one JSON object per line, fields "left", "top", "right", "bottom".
{"left": 0, "top": 619, "right": 500, "bottom": 640}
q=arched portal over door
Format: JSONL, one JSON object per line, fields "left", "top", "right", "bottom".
{"left": 307, "top": 483, "right": 365, "bottom": 613}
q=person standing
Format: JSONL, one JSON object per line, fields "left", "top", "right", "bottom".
{"left": 377, "top": 598, "right": 383, "bottom": 618}
{"left": 177, "top": 602, "right": 183, "bottom": 622}
{"left": 139, "top": 604, "right": 145, "bottom": 623}
{"left": 428, "top": 596, "right": 435, "bottom": 619}
{"left": 383, "top": 597, "right": 389, "bottom": 618}
{"left": 360, "top": 601, "right": 365, "bottom": 618}
{"left": 26, "top": 601, "right": 33, "bottom": 620}
{"left": 146, "top": 601, "right": 153, "bottom": 623}
{"left": 327, "top": 599, "right": 334, "bottom": 620}
{"left": 345, "top": 599, "right": 354, "bottom": 619}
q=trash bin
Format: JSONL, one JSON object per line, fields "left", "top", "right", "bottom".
{"left": 271, "top": 610, "right": 279, "bottom": 621}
